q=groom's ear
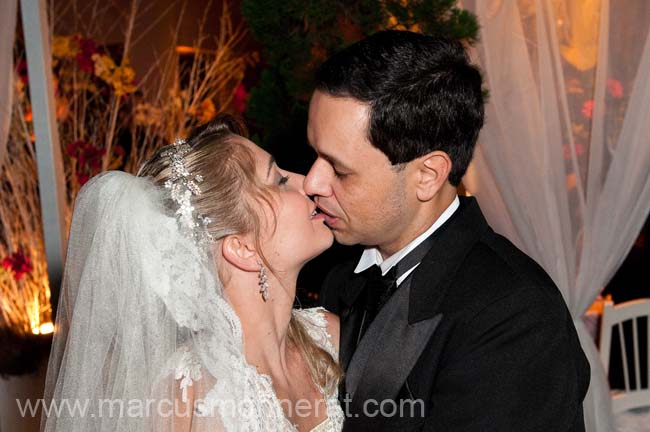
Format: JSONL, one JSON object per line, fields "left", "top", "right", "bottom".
{"left": 415, "top": 150, "right": 452, "bottom": 201}
{"left": 221, "top": 235, "right": 260, "bottom": 272}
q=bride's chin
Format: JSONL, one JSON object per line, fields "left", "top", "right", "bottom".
{"left": 305, "top": 233, "right": 335, "bottom": 261}
{"left": 319, "top": 229, "right": 335, "bottom": 249}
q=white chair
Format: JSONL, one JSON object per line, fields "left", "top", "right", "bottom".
{"left": 599, "top": 298, "right": 650, "bottom": 416}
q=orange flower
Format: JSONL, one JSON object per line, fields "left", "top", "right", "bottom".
{"left": 134, "top": 103, "right": 162, "bottom": 126}
{"left": 0, "top": 265, "right": 10, "bottom": 285}
{"left": 566, "top": 79, "right": 584, "bottom": 95}
{"left": 606, "top": 78, "right": 623, "bottom": 98}
{"left": 92, "top": 54, "right": 137, "bottom": 96}
{"left": 190, "top": 99, "right": 217, "bottom": 124}
{"left": 581, "top": 100, "right": 594, "bottom": 119}
{"left": 51, "top": 35, "right": 79, "bottom": 59}
{"left": 566, "top": 172, "right": 578, "bottom": 191}
{"left": 111, "top": 65, "right": 137, "bottom": 96}
{"left": 92, "top": 54, "right": 116, "bottom": 81}
{"left": 563, "top": 143, "right": 585, "bottom": 160}
{"left": 56, "top": 97, "right": 70, "bottom": 121}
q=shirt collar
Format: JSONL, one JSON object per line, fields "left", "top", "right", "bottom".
{"left": 354, "top": 195, "right": 460, "bottom": 276}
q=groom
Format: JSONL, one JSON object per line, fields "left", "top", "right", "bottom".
{"left": 305, "top": 31, "right": 590, "bottom": 431}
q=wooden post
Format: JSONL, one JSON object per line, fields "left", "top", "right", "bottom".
{"left": 0, "top": 0, "right": 17, "bottom": 164}
{"left": 20, "top": 0, "right": 67, "bottom": 311}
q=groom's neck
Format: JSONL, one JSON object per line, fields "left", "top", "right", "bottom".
{"left": 378, "top": 188, "right": 457, "bottom": 259}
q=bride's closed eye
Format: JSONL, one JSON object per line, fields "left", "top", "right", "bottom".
{"left": 278, "top": 173, "right": 290, "bottom": 186}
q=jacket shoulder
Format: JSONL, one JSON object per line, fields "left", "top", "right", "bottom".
{"left": 319, "top": 257, "right": 358, "bottom": 313}
{"left": 449, "top": 230, "right": 568, "bottom": 319}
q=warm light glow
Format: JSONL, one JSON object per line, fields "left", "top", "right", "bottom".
{"left": 1, "top": 252, "right": 52, "bottom": 337}
{"left": 36, "top": 322, "right": 54, "bottom": 335}
{"left": 176, "top": 45, "right": 195, "bottom": 54}
{"left": 176, "top": 45, "right": 219, "bottom": 55}
{"left": 28, "top": 293, "right": 41, "bottom": 333}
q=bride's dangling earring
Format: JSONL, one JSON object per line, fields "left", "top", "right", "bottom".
{"left": 258, "top": 262, "right": 269, "bottom": 301}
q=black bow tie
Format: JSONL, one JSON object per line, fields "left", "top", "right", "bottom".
{"left": 360, "top": 264, "right": 398, "bottom": 315}
{"left": 353, "top": 231, "right": 442, "bottom": 344}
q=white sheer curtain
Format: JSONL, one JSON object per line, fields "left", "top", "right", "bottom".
{"left": 462, "top": 1, "right": 650, "bottom": 431}
{"left": 0, "top": 0, "right": 17, "bottom": 165}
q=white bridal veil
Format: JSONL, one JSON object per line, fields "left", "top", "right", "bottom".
{"left": 40, "top": 171, "right": 265, "bottom": 431}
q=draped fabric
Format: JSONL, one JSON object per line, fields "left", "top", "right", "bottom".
{"left": 0, "top": 0, "right": 17, "bottom": 166}
{"left": 462, "top": 1, "right": 650, "bottom": 430}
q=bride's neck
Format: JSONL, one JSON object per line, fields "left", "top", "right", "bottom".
{"left": 226, "top": 269, "right": 300, "bottom": 376}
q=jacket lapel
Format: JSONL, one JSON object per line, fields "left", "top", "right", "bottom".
{"left": 338, "top": 274, "right": 367, "bottom": 372}
{"left": 340, "top": 197, "right": 492, "bottom": 411}
{"left": 346, "top": 278, "right": 443, "bottom": 406}
{"left": 407, "top": 196, "right": 490, "bottom": 325}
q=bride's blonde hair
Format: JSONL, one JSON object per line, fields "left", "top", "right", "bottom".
{"left": 138, "top": 114, "right": 342, "bottom": 395}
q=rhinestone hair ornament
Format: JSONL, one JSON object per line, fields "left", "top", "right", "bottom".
{"left": 161, "top": 138, "right": 215, "bottom": 246}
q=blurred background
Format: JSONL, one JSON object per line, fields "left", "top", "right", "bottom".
{"left": 1, "top": 1, "right": 649, "bottom": 431}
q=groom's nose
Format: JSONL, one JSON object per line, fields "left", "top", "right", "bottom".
{"left": 304, "top": 159, "right": 332, "bottom": 198}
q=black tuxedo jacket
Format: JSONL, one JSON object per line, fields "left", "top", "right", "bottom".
{"left": 321, "top": 197, "right": 590, "bottom": 431}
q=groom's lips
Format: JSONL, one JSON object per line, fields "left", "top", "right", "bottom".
{"left": 316, "top": 204, "right": 339, "bottom": 226}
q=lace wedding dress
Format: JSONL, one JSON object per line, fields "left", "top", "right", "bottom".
{"left": 171, "top": 307, "right": 344, "bottom": 432}
{"left": 41, "top": 171, "right": 343, "bottom": 432}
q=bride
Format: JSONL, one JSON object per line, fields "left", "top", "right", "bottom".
{"left": 41, "top": 115, "right": 343, "bottom": 431}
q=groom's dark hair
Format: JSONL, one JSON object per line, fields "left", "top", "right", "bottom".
{"left": 315, "top": 30, "right": 485, "bottom": 186}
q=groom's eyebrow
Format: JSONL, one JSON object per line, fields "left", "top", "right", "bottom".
{"left": 267, "top": 156, "right": 275, "bottom": 179}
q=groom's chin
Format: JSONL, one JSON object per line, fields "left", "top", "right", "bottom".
{"left": 331, "top": 230, "right": 358, "bottom": 246}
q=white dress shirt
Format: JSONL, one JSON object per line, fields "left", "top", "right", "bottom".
{"left": 353, "top": 195, "right": 460, "bottom": 286}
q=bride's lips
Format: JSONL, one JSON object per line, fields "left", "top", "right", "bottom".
{"left": 309, "top": 204, "right": 326, "bottom": 221}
